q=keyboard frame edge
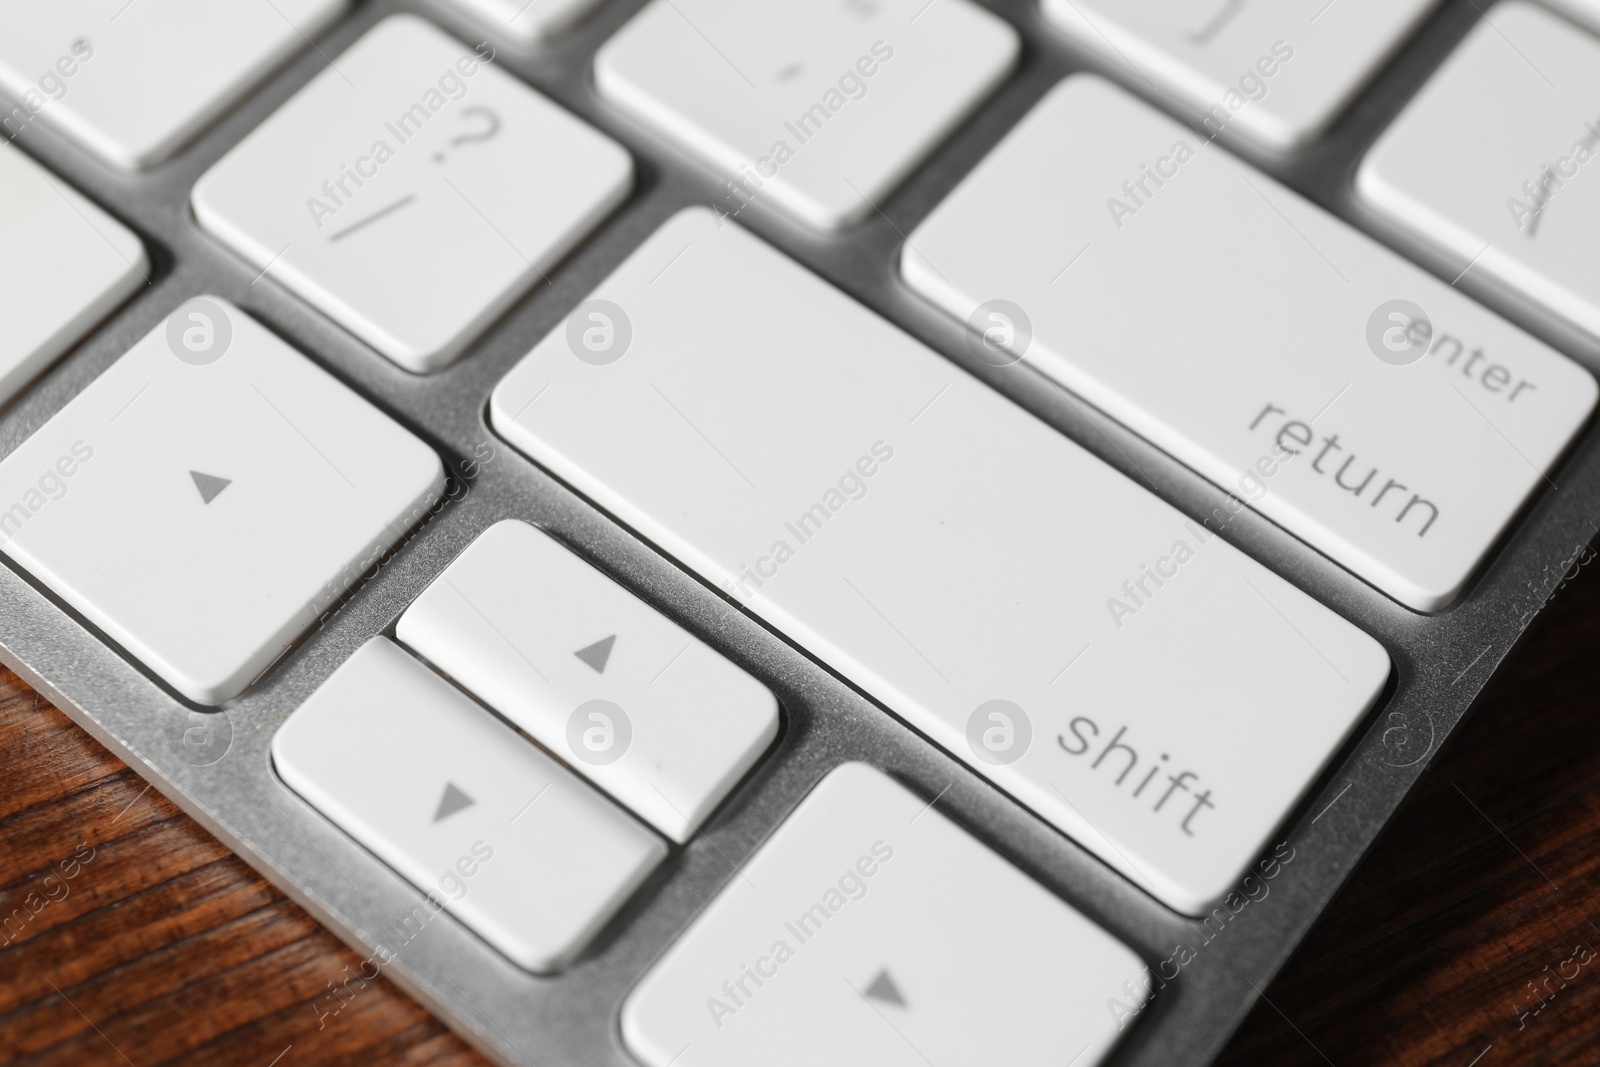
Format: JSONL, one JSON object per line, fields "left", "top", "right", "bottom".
{"left": 1, "top": 1, "right": 1595, "bottom": 1064}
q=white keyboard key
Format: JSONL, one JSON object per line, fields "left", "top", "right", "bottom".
{"left": 0, "top": 145, "right": 146, "bottom": 407}
{"left": 593, "top": 0, "right": 1017, "bottom": 232}
{"left": 0, "top": 296, "right": 444, "bottom": 704}
{"left": 903, "top": 76, "right": 1596, "bottom": 613}
{"left": 193, "top": 15, "right": 632, "bottom": 372}
{"left": 397, "top": 519, "right": 779, "bottom": 843}
{"left": 1546, "top": 0, "right": 1600, "bottom": 33}
{"left": 0, "top": 0, "right": 345, "bottom": 170}
{"left": 1040, "top": 0, "right": 1434, "bottom": 152}
{"left": 273, "top": 636, "right": 666, "bottom": 972}
{"left": 623, "top": 763, "right": 1144, "bottom": 1067}
{"left": 490, "top": 207, "right": 1389, "bottom": 915}
{"left": 444, "top": 0, "right": 604, "bottom": 45}
{"left": 1359, "top": 2, "right": 1600, "bottom": 348}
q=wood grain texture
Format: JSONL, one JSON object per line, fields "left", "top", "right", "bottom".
{"left": 0, "top": 674, "right": 489, "bottom": 1067}
{"left": 4, "top": 550, "right": 1600, "bottom": 1067}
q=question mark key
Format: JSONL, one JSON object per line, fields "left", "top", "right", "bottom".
{"left": 192, "top": 14, "right": 633, "bottom": 373}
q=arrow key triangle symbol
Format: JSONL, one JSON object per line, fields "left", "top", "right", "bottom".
{"left": 574, "top": 634, "right": 616, "bottom": 674}
{"left": 433, "top": 782, "right": 474, "bottom": 823}
{"left": 190, "top": 471, "right": 232, "bottom": 504}
{"left": 864, "top": 969, "right": 906, "bottom": 1008}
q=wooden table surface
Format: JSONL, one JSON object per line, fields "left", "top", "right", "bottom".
{"left": 6, "top": 552, "right": 1600, "bottom": 1067}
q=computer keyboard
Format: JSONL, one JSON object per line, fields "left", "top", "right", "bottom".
{"left": 2, "top": 1, "right": 1598, "bottom": 1066}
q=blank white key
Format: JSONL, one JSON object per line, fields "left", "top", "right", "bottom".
{"left": 397, "top": 519, "right": 779, "bottom": 843}
{"left": 1359, "top": 2, "right": 1600, "bottom": 348}
{"left": 903, "top": 75, "right": 1596, "bottom": 613}
{"left": 193, "top": 15, "right": 632, "bottom": 372}
{"left": 442, "top": 0, "right": 604, "bottom": 45}
{"left": 623, "top": 763, "right": 1145, "bottom": 1067}
{"left": 0, "top": 145, "right": 146, "bottom": 407}
{"left": 273, "top": 637, "right": 666, "bottom": 972}
{"left": 0, "top": 296, "right": 444, "bottom": 704}
{"left": 1545, "top": 0, "right": 1600, "bottom": 33}
{"left": 1041, "top": 0, "right": 1435, "bottom": 152}
{"left": 0, "top": 0, "right": 345, "bottom": 170}
{"left": 490, "top": 207, "right": 1390, "bottom": 915}
{"left": 594, "top": 0, "right": 1017, "bottom": 232}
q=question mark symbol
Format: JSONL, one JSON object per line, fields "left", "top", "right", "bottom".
{"left": 434, "top": 106, "right": 501, "bottom": 163}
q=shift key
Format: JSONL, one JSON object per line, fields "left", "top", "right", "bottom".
{"left": 490, "top": 206, "right": 1389, "bottom": 915}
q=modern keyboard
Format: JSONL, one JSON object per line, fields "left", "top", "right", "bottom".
{"left": 2, "top": 1, "right": 1597, "bottom": 1066}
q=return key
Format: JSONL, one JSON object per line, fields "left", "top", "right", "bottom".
{"left": 903, "top": 75, "right": 1597, "bottom": 612}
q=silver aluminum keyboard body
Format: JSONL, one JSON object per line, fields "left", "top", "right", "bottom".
{"left": 2, "top": 0, "right": 1597, "bottom": 1064}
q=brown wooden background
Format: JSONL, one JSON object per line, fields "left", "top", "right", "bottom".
{"left": 7, "top": 551, "right": 1600, "bottom": 1067}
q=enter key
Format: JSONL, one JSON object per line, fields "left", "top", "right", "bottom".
{"left": 903, "top": 75, "right": 1598, "bottom": 612}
